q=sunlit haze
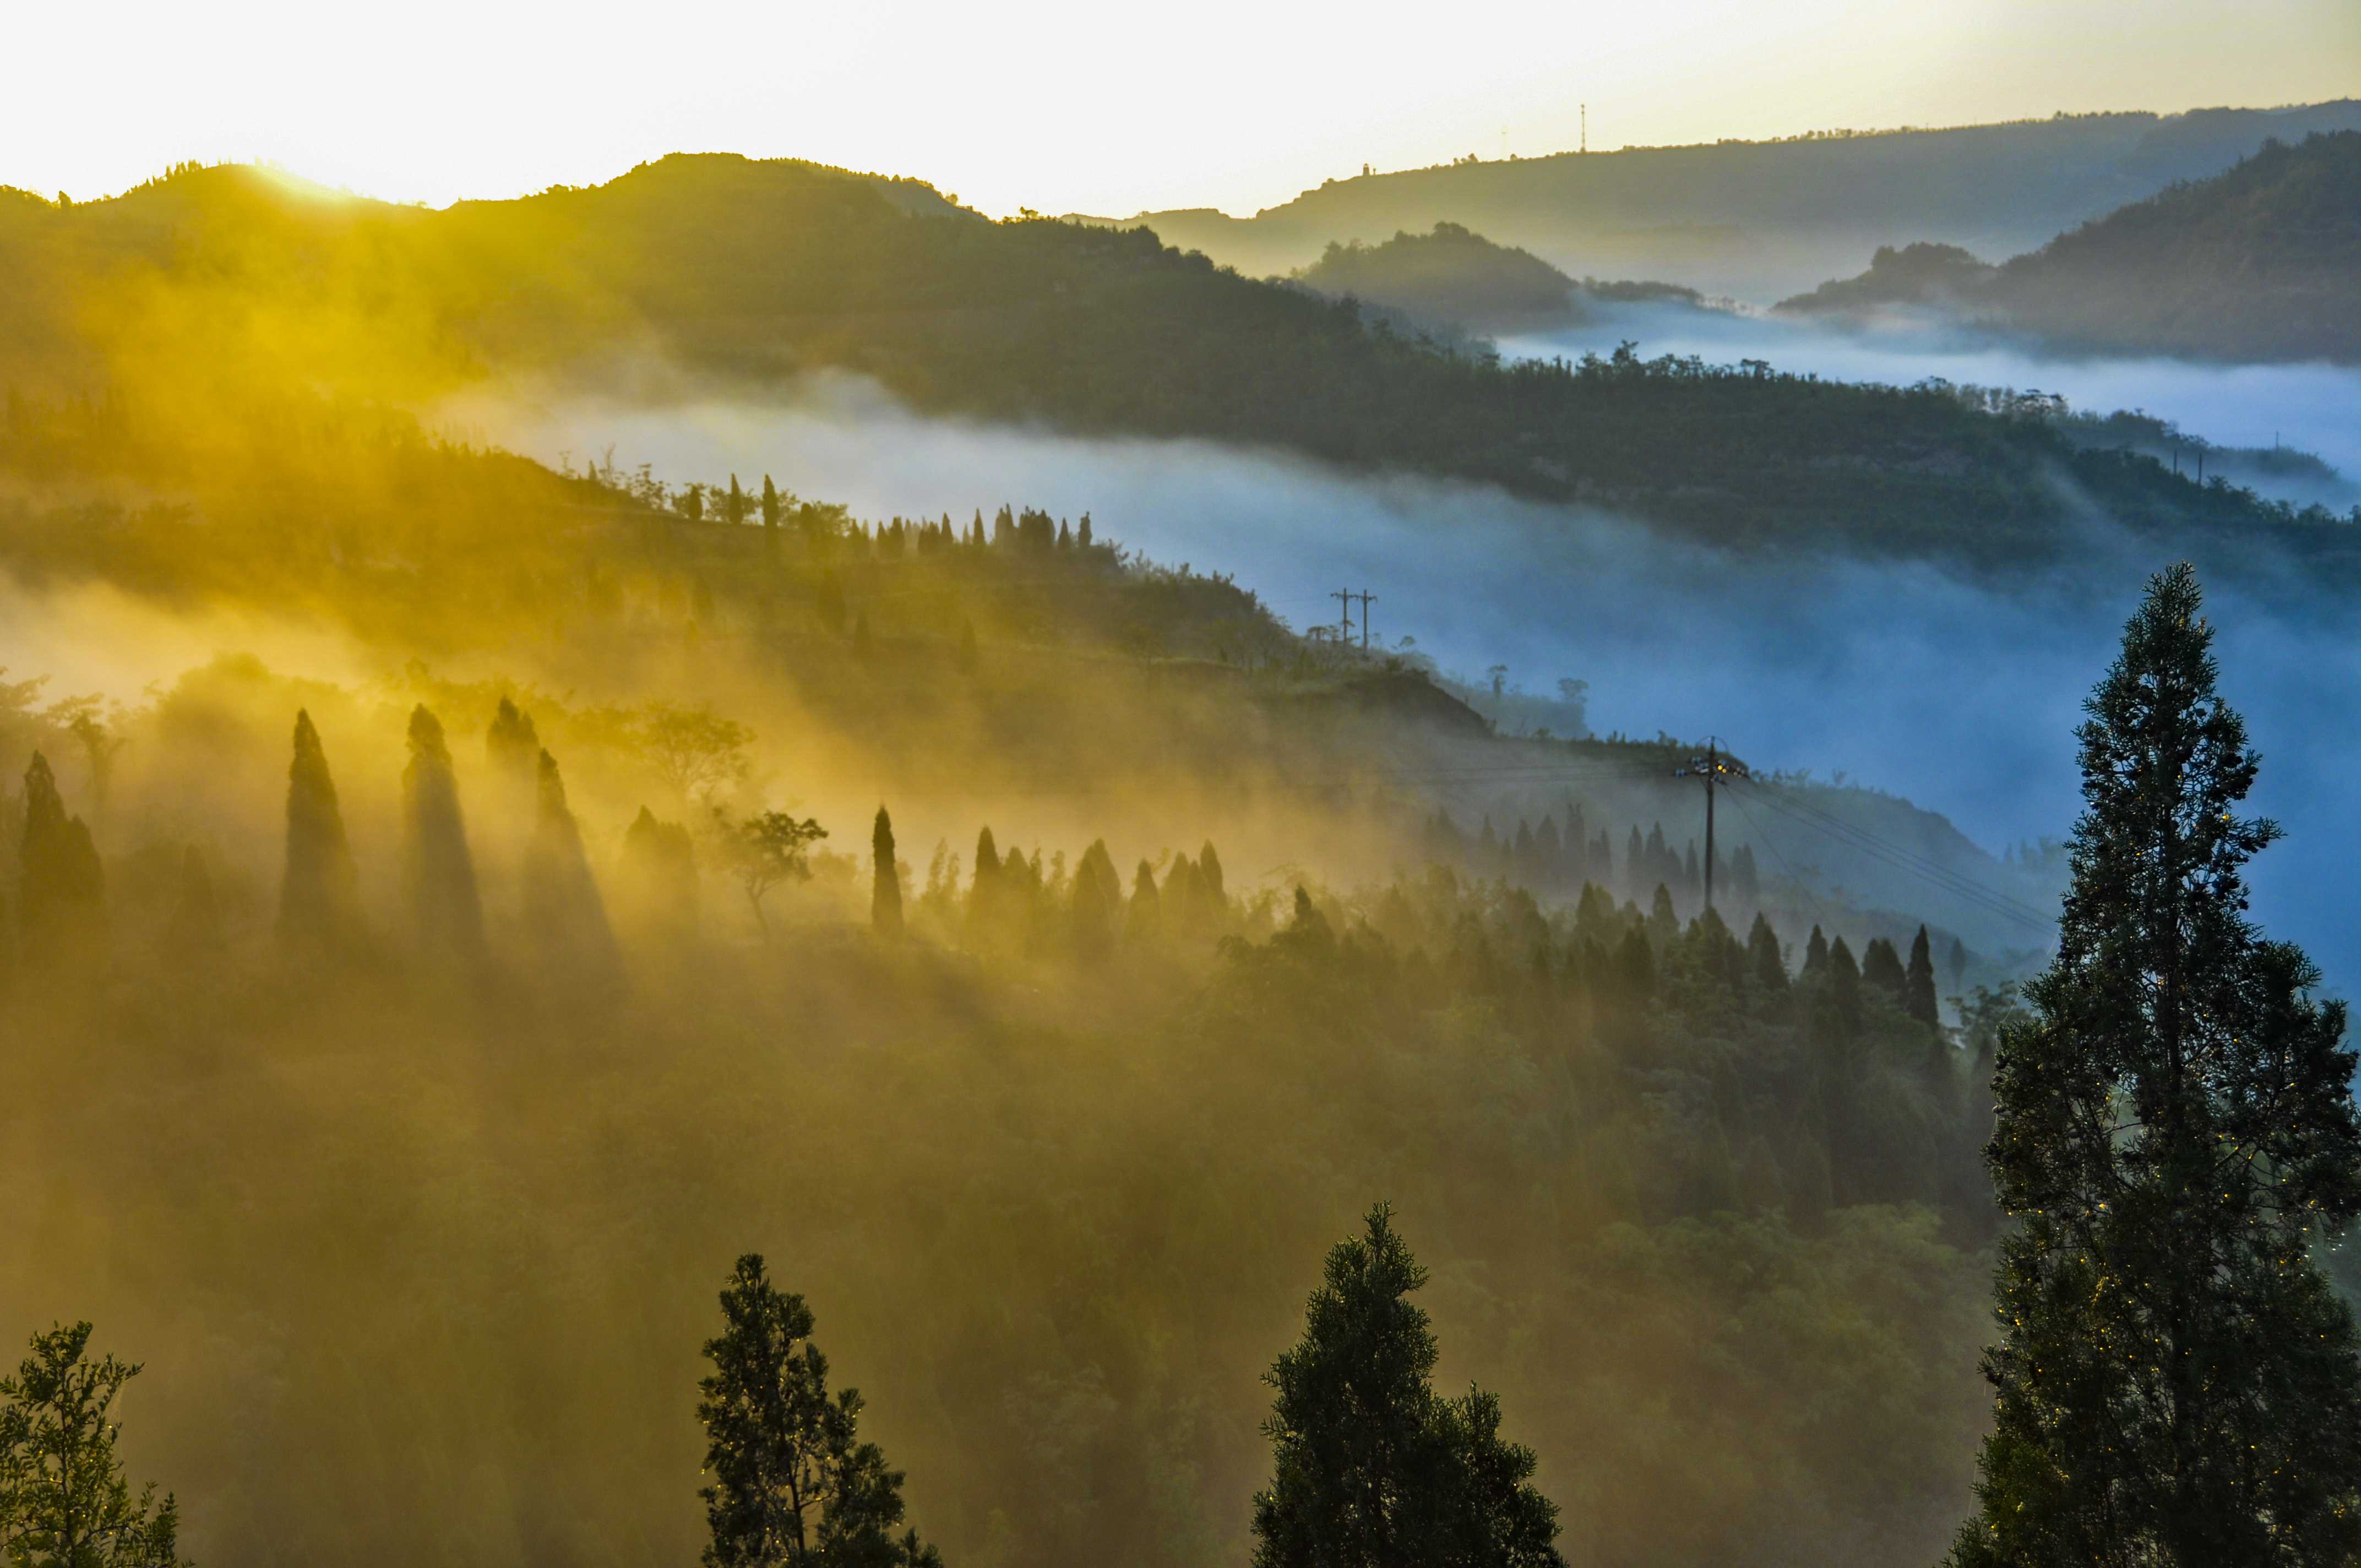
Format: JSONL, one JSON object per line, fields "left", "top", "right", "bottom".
{"left": 9, "top": 0, "right": 2357, "bottom": 214}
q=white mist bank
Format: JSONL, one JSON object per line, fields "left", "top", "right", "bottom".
{"left": 447, "top": 373, "right": 2361, "bottom": 988}
{"left": 1506, "top": 305, "right": 2361, "bottom": 493}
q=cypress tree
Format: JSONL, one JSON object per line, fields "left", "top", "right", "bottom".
{"left": 760, "top": 475, "right": 781, "bottom": 530}
{"left": 1904, "top": 924, "right": 1940, "bottom": 1026}
{"left": 1951, "top": 564, "right": 2361, "bottom": 1567}
{"left": 1197, "top": 841, "right": 1226, "bottom": 911}
{"left": 1826, "top": 937, "right": 1862, "bottom": 1034}
{"left": 279, "top": 710, "right": 361, "bottom": 951}
{"left": 1126, "top": 859, "right": 1161, "bottom": 943}
{"left": 486, "top": 696, "right": 541, "bottom": 805}
{"left": 1802, "top": 924, "right": 1829, "bottom": 977}
{"left": 1069, "top": 839, "right": 1119, "bottom": 957}
{"left": 401, "top": 705, "right": 484, "bottom": 959}
{"left": 1860, "top": 935, "right": 1907, "bottom": 997}
{"left": 19, "top": 751, "right": 105, "bottom": 971}
{"left": 871, "top": 807, "right": 902, "bottom": 938}
{"left": 1746, "top": 913, "right": 1788, "bottom": 992}
{"left": 524, "top": 748, "right": 619, "bottom": 971}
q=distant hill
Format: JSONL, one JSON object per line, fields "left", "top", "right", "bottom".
{"left": 1775, "top": 242, "right": 1997, "bottom": 315}
{"left": 1, "top": 152, "right": 2352, "bottom": 577}
{"left": 1776, "top": 133, "right": 2361, "bottom": 363}
{"left": 1130, "top": 102, "right": 2361, "bottom": 302}
{"left": 1985, "top": 131, "right": 2361, "bottom": 362}
{"left": 1293, "top": 222, "right": 1579, "bottom": 333}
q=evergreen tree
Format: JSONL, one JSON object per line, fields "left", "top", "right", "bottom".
{"left": 1826, "top": 937, "right": 1862, "bottom": 1034}
{"left": 486, "top": 696, "right": 540, "bottom": 795}
{"left": 1126, "top": 859, "right": 1161, "bottom": 943}
{"left": 1904, "top": 924, "right": 1940, "bottom": 1026}
{"left": 1802, "top": 924, "right": 1829, "bottom": 977}
{"left": 1746, "top": 913, "right": 1788, "bottom": 992}
{"left": 401, "top": 705, "right": 485, "bottom": 958}
{"left": 696, "top": 1255, "right": 940, "bottom": 1568}
{"left": 1951, "top": 564, "right": 2361, "bottom": 1567}
{"left": 870, "top": 807, "right": 902, "bottom": 938}
{"left": 1731, "top": 843, "right": 1760, "bottom": 905}
{"left": 1251, "top": 1204, "right": 1562, "bottom": 1568}
{"left": 0, "top": 1322, "right": 184, "bottom": 1568}
{"left": 966, "top": 827, "right": 999, "bottom": 936}
{"left": 1197, "top": 841, "right": 1226, "bottom": 911}
{"left": 18, "top": 752, "right": 105, "bottom": 971}
{"left": 278, "top": 709, "right": 361, "bottom": 951}
{"left": 1947, "top": 934, "right": 1970, "bottom": 993}
{"left": 1069, "top": 840, "right": 1119, "bottom": 957}
{"left": 524, "top": 749, "right": 620, "bottom": 971}
{"left": 761, "top": 476, "right": 782, "bottom": 531}
{"left": 1860, "top": 935, "right": 1907, "bottom": 997}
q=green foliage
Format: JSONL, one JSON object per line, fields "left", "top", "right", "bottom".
{"left": 1953, "top": 564, "right": 2361, "bottom": 1566}
{"left": 697, "top": 1256, "right": 940, "bottom": 1568}
{"left": 0, "top": 1322, "right": 183, "bottom": 1568}
{"left": 1252, "top": 1205, "right": 1562, "bottom": 1568}
{"left": 720, "top": 810, "right": 829, "bottom": 938}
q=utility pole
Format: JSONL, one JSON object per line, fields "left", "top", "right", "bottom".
{"left": 1353, "top": 590, "right": 1378, "bottom": 649}
{"left": 1331, "top": 588, "right": 1355, "bottom": 644}
{"left": 1674, "top": 738, "right": 1749, "bottom": 913}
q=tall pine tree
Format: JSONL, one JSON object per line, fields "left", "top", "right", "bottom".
{"left": 871, "top": 807, "right": 902, "bottom": 938}
{"left": 1952, "top": 564, "right": 2361, "bottom": 1567}
{"left": 18, "top": 752, "right": 105, "bottom": 971}
{"left": 401, "top": 705, "right": 485, "bottom": 959}
{"left": 279, "top": 709, "right": 361, "bottom": 951}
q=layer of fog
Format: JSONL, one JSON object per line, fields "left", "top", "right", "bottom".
{"left": 450, "top": 373, "right": 2361, "bottom": 988}
{"left": 1505, "top": 304, "right": 2361, "bottom": 501}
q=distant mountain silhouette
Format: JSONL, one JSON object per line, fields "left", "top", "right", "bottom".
{"left": 1128, "top": 102, "right": 2361, "bottom": 301}
{"left": 1774, "top": 133, "right": 2361, "bottom": 363}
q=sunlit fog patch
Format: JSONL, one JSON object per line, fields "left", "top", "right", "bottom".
{"left": 1504, "top": 304, "right": 2361, "bottom": 489}
{"left": 447, "top": 372, "right": 2361, "bottom": 986}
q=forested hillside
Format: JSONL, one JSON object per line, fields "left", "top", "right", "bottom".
{"left": 1985, "top": 130, "right": 2361, "bottom": 362}
{"left": 1128, "top": 101, "right": 2361, "bottom": 298}
{"left": 2, "top": 155, "right": 2347, "bottom": 576}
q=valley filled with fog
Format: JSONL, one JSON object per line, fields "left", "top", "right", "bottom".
{"left": 456, "top": 357, "right": 2361, "bottom": 984}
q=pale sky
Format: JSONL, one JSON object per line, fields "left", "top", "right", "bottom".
{"left": 8, "top": 0, "right": 2356, "bottom": 219}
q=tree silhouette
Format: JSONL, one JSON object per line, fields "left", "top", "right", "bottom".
{"left": 0, "top": 1322, "right": 183, "bottom": 1568}
{"left": 279, "top": 709, "right": 361, "bottom": 951}
{"left": 1952, "top": 565, "right": 2361, "bottom": 1566}
{"left": 871, "top": 807, "right": 902, "bottom": 938}
{"left": 696, "top": 1255, "right": 941, "bottom": 1568}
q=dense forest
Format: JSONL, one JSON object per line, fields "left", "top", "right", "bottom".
{"left": 1, "top": 155, "right": 2350, "bottom": 576}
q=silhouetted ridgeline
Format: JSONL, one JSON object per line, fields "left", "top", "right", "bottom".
{"left": 1, "top": 156, "right": 2352, "bottom": 571}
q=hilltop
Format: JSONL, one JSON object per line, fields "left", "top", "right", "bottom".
{"left": 0, "top": 153, "right": 2352, "bottom": 577}
{"left": 1130, "top": 101, "right": 2361, "bottom": 301}
{"left": 1775, "top": 133, "right": 2361, "bottom": 364}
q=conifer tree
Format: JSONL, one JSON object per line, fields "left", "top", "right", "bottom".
{"left": 870, "top": 807, "right": 902, "bottom": 938}
{"left": 279, "top": 709, "right": 361, "bottom": 951}
{"left": 696, "top": 1255, "right": 941, "bottom": 1568}
{"left": 0, "top": 1321, "right": 184, "bottom": 1568}
{"left": 486, "top": 696, "right": 541, "bottom": 808}
{"left": 1069, "top": 840, "right": 1119, "bottom": 957}
{"left": 760, "top": 476, "right": 782, "bottom": 531}
{"left": 1947, "top": 934, "right": 1970, "bottom": 993}
{"left": 1746, "top": 913, "right": 1787, "bottom": 992}
{"left": 19, "top": 752, "right": 105, "bottom": 971}
{"left": 1731, "top": 843, "right": 1760, "bottom": 906}
{"left": 1251, "top": 1204, "right": 1562, "bottom": 1568}
{"left": 1802, "top": 924, "right": 1829, "bottom": 977}
{"left": 401, "top": 705, "right": 485, "bottom": 958}
{"left": 1826, "top": 937, "right": 1862, "bottom": 1034}
{"left": 1126, "top": 859, "right": 1161, "bottom": 943}
{"left": 1197, "top": 841, "right": 1226, "bottom": 911}
{"left": 966, "top": 826, "right": 999, "bottom": 935}
{"left": 1951, "top": 564, "right": 2361, "bottom": 1567}
{"left": 1904, "top": 924, "right": 1940, "bottom": 1026}
{"left": 524, "top": 749, "right": 620, "bottom": 971}
{"left": 1860, "top": 935, "right": 1907, "bottom": 997}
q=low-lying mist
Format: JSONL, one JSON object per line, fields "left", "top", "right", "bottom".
{"left": 448, "top": 370, "right": 2361, "bottom": 989}
{"left": 1506, "top": 303, "right": 2361, "bottom": 497}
